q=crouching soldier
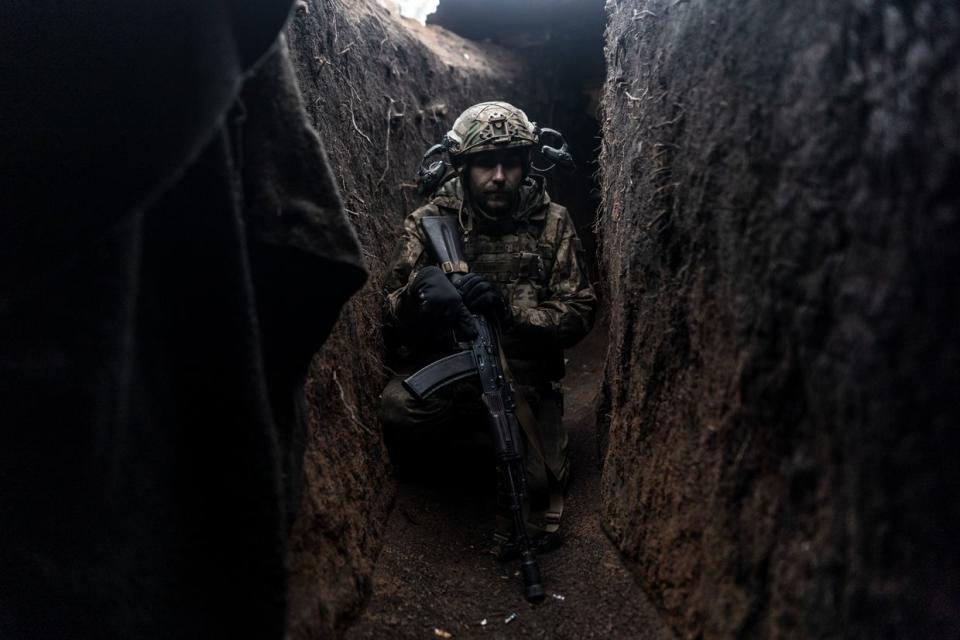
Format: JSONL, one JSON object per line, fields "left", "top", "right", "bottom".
{"left": 379, "top": 101, "right": 596, "bottom": 555}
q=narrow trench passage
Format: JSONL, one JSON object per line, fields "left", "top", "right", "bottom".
{"left": 338, "top": 2, "right": 668, "bottom": 637}
{"left": 283, "top": 0, "right": 953, "bottom": 637}
{"left": 6, "top": 1, "right": 958, "bottom": 639}
{"left": 347, "top": 319, "right": 674, "bottom": 639}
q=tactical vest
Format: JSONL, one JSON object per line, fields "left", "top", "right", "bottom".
{"left": 463, "top": 223, "right": 554, "bottom": 312}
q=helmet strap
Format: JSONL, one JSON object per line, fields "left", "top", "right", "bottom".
{"left": 457, "top": 199, "right": 472, "bottom": 239}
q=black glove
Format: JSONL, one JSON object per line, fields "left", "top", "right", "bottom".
{"left": 453, "top": 272, "right": 511, "bottom": 326}
{"left": 405, "top": 266, "right": 477, "bottom": 339}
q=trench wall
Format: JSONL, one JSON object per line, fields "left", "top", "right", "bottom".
{"left": 599, "top": 0, "right": 960, "bottom": 637}
{"left": 282, "top": 1, "right": 530, "bottom": 635}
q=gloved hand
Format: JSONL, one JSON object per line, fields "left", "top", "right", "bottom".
{"left": 453, "top": 272, "right": 511, "bottom": 326}
{"left": 406, "top": 266, "right": 477, "bottom": 339}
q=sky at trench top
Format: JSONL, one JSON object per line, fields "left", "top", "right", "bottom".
{"left": 397, "top": 0, "right": 440, "bottom": 24}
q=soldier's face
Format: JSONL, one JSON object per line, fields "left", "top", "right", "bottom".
{"left": 466, "top": 149, "right": 526, "bottom": 215}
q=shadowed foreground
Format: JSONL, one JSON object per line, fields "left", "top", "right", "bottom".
{"left": 346, "top": 320, "right": 674, "bottom": 639}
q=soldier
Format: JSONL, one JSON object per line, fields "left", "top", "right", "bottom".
{"left": 379, "top": 102, "right": 597, "bottom": 547}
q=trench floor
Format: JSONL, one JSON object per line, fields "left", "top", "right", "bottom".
{"left": 345, "top": 320, "right": 674, "bottom": 639}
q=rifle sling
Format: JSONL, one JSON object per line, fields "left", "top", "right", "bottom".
{"left": 493, "top": 325, "right": 564, "bottom": 536}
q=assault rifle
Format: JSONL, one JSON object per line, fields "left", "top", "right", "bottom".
{"left": 402, "top": 215, "right": 546, "bottom": 603}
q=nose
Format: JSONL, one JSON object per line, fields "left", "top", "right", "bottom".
{"left": 492, "top": 163, "right": 507, "bottom": 184}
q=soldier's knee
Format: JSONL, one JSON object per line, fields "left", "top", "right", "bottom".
{"left": 380, "top": 375, "right": 459, "bottom": 433}
{"left": 379, "top": 376, "right": 417, "bottom": 430}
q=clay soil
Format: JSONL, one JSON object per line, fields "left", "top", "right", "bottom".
{"left": 345, "top": 320, "right": 674, "bottom": 639}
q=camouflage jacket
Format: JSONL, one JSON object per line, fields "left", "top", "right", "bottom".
{"left": 383, "top": 175, "right": 597, "bottom": 382}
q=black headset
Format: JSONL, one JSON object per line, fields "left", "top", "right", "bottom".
{"left": 415, "top": 137, "right": 455, "bottom": 196}
{"left": 536, "top": 127, "right": 576, "bottom": 172}
{"left": 415, "top": 127, "right": 576, "bottom": 196}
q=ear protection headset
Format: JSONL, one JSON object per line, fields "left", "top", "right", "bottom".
{"left": 415, "top": 125, "right": 576, "bottom": 196}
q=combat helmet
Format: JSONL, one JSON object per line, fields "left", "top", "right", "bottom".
{"left": 415, "top": 101, "right": 575, "bottom": 196}
{"left": 446, "top": 101, "right": 538, "bottom": 162}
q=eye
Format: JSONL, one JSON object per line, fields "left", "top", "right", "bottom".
{"left": 503, "top": 154, "right": 524, "bottom": 169}
{"left": 473, "top": 156, "right": 498, "bottom": 169}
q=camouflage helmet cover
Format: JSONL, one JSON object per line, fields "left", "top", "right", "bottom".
{"left": 446, "top": 101, "right": 538, "bottom": 159}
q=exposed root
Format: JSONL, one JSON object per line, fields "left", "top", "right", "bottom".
{"left": 332, "top": 369, "right": 375, "bottom": 435}
{"left": 376, "top": 96, "right": 406, "bottom": 186}
{"left": 348, "top": 97, "right": 373, "bottom": 146}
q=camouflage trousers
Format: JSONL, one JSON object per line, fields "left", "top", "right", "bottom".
{"left": 378, "top": 374, "right": 569, "bottom": 494}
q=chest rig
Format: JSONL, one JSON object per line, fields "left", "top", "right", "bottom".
{"left": 461, "top": 220, "right": 554, "bottom": 309}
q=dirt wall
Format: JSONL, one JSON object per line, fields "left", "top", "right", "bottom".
{"left": 281, "top": 1, "right": 531, "bottom": 636}
{"left": 599, "top": 0, "right": 960, "bottom": 637}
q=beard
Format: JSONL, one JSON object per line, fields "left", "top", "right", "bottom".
{"left": 475, "top": 188, "right": 518, "bottom": 216}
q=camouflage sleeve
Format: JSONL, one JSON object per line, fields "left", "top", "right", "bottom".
{"left": 382, "top": 211, "right": 430, "bottom": 324}
{"left": 510, "top": 208, "right": 597, "bottom": 349}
